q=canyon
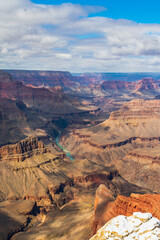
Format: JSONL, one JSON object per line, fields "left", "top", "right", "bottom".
{"left": 0, "top": 69, "right": 160, "bottom": 239}
{"left": 60, "top": 99, "right": 160, "bottom": 192}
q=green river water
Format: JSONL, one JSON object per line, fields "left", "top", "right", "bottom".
{"left": 55, "top": 132, "right": 74, "bottom": 161}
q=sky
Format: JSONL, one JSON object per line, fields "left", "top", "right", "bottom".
{"left": 1, "top": 0, "right": 160, "bottom": 72}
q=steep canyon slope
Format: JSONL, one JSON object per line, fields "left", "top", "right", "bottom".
{"left": 0, "top": 71, "right": 100, "bottom": 146}
{"left": 0, "top": 135, "right": 152, "bottom": 240}
{"left": 1, "top": 69, "right": 160, "bottom": 239}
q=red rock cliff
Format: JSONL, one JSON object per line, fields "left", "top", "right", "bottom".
{"left": 91, "top": 184, "right": 160, "bottom": 235}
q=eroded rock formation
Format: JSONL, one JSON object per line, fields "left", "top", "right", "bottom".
{"left": 91, "top": 184, "right": 160, "bottom": 235}
{"left": 109, "top": 99, "right": 160, "bottom": 120}
{"left": 5, "top": 70, "right": 76, "bottom": 88}
{"left": 61, "top": 99, "right": 160, "bottom": 192}
{"left": 0, "top": 137, "right": 49, "bottom": 162}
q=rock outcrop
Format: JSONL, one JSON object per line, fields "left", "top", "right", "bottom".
{"left": 101, "top": 80, "right": 133, "bottom": 91}
{"left": 92, "top": 185, "right": 160, "bottom": 235}
{"left": 134, "top": 77, "right": 158, "bottom": 92}
{"left": 109, "top": 99, "right": 160, "bottom": 120}
{"left": 90, "top": 212, "right": 160, "bottom": 240}
{"left": 0, "top": 137, "right": 49, "bottom": 162}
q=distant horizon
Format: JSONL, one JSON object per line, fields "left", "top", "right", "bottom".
{"left": 3, "top": 69, "right": 160, "bottom": 74}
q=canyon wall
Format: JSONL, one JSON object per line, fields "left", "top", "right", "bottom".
{"left": 0, "top": 137, "right": 49, "bottom": 162}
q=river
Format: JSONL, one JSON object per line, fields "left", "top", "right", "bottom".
{"left": 55, "top": 132, "right": 74, "bottom": 161}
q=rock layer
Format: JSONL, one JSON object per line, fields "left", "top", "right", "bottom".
{"left": 61, "top": 99, "right": 160, "bottom": 193}
{"left": 5, "top": 70, "right": 76, "bottom": 88}
{"left": 109, "top": 99, "right": 160, "bottom": 120}
{"left": 0, "top": 137, "right": 49, "bottom": 161}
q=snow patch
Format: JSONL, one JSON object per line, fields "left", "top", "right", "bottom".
{"left": 90, "top": 212, "right": 160, "bottom": 240}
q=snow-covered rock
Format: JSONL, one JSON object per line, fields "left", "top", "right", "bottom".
{"left": 90, "top": 212, "right": 160, "bottom": 240}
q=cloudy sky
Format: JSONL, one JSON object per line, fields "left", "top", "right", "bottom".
{"left": 1, "top": 0, "right": 160, "bottom": 72}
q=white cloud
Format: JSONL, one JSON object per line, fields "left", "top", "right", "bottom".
{"left": 1, "top": 0, "right": 160, "bottom": 72}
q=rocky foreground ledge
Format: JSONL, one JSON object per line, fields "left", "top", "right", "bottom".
{"left": 90, "top": 212, "right": 160, "bottom": 240}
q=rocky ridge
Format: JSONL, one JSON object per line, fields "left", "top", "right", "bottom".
{"left": 91, "top": 184, "right": 160, "bottom": 234}
{"left": 0, "top": 134, "right": 153, "bottom": 240}
{"left": 5, "top": 70, "right": 77, "bottom": 88}
{"left": 0, "top": 137, "right": 49, "bottom": 162}
{"left": 101, "top": 77, "right": 159, "bottom": 93}
{"left": 90, "top": 212, "right": 160, "bottom": 240}
{"left": 109, "top": 99, "right": 160, "bottom": 120}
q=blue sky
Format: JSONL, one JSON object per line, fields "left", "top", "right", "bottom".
{"left": 31, "top": 0, "right": 160, "bottom": 24}
{"left": 1, "top": 0, "right": 160, "bottom": 72}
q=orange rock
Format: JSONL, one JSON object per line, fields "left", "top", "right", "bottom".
{"left": 92, "top": 184, "right": 115, "bottom": 235}
{"left": 91, "top": 186, "right": 160, "bottom": 235}
{"left": 114, "top": 193, "right": 160, "bottom": 219}
{"left": 109, "top": 99, "right": 160, "bottom": 120}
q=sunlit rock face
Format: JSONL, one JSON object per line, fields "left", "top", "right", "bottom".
{"left": 90, "top": 212, "right": 160, "bottom": 240}
{"left": 0, "top": 137, "right": 49, "bottom": 162}
{"left": 91, "top": 190, "right": 160, "bottom": 235}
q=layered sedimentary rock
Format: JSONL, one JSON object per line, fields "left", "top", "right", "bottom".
{"left": 0, "top": 70, "right": 83, "bottom": 114}
{"left": 134, "top": 77, "right": 158, "bottom": 92}
{"left": 109, "top": 99, "right": 160, "bottom": 120}
{"left": 0, "top": 70, "right": 98, "bottom": 146}
{"left": 6, "top": 71, "right": 160, "bottom": 98}
{"left": 101, "top": 77, "right": 159, "bottom": 92}
{"left": 92, "top": 184, "right": 160, "bottom": 234}
{"left": 5, "top": 70, "right": 76, "bottom": 88}
{"left": 90, "top": 212, "right": 160, "bottom": 240}
{"left": 1, "top": 69, "right": 160, "bottom": 239}
{"left": 0, "top": 135, "right": 152, "bottom": 240}
{"left": 101, "top": 80, "right": 133, "bottom": 91}
{"left": 0, "top": 137, "right": 49, "bottom": 162}
{"left": 60, "top": 99, "right": 160, "bottom": 192}
{"left": 0, "top": 143, "right": 149, "bottom": 206}
{"left": 63, "top": 99, "right": 160, "bottom": 147}
{"left": 0, "top": 80, "right": 66, "bottom": 107}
